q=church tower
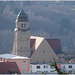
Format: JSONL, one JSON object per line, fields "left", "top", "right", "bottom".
{"left": 12, "top": 10, "right": 30, "bottom": 57}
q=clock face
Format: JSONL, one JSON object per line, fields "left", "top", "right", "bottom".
{"left": 22, "top": 31, "right": 25, "bottom": 35}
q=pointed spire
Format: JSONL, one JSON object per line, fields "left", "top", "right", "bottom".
{"left": 16, "top": 10, "right": 28, "bottom": 22}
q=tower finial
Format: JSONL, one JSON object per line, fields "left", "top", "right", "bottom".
{"left": 21, "top": 1, "right": 23, "bottom": 10}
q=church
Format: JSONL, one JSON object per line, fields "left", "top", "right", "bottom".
{"left": 12, "top": 10, "right": 63, "bottom": 64}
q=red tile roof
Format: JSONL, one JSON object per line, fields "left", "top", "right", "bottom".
{"left": 0, "top": 62, "right": 21, "bottom": 74}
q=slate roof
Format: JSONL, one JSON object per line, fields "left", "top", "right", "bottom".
{"left": 0, "top": 62, "right": 21, "bottom": 74}
{"left": 16, "top": 10, "right": 28, "bottom": 22}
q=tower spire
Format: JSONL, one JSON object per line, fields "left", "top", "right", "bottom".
{"left": 16, "top": 10, "right": 28, "bottom": 22}
{"left": 21, "top": 1, "right": 23, "bottom": 10}
{"left": 12, "top": 10, "right": 30, "bottom": 57}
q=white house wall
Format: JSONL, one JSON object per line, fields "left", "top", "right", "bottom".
{"left": 30, "top": 64, "right": 57, "bottom": 73}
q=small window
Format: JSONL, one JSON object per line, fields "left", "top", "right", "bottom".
{"left": 50, "top": 66, "right": 55, "bottom": 69}
{"left": 49, "top": 61, "right": 52, "bottom": 64}
{"left": 36, "top": 61, "right": 39, "bottom": 64}
{"left": 69, "top": 65, "right": 72, "bottom": 68}
{"left": 46, "top": 65, "right": 48, "bottom": 68}
{"left": 37, "top": 66, "right": 40, "bottom": 69}
{"left": 50, "top": 70, "right": 53, "bottom": 72}
{"left": 2, "top": 59, "right": 4, "bottom": 62}
{"left": 21, "top": 24, "right": 23, "bottom": 28}
{"left": 42, "top": 61, "right": 46, "bottom": 64}
{"left": 22, "top": 71, "right": 26, "bottom": 74}
{"left": 30, "top": 70, "right": 32, "bottom": 73}
{"left": 30, "top": 65, "right": 32, "bottom": 68}
{"left": 44, "top": 66, "right": 45, "bottom": 68}
{"left": 22, "top": 65, "right": 26, "bottom": 69}
{"left": 23, "top": 60, "right": 26, "bottom": 64}
{"left": 24, "top": 24, "right": 26, "bottom": 28}
{"left": 4, "top": 72, "right": 7, "bottom": 75}
{"left": 63, "top": 65, "right": 65, "bottom": 68}
{"left": 46, "top": 71, "right": 48, "bottom": 73}
{"left": 43, "top": 50, "right": 45, "bottom": 53}
{"left": 5, "top": 60, "right": 7, "bottom": 62}
{"left": 69, "top": 70, "right": 72, "bottom": 74}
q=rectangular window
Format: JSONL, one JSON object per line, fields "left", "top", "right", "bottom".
{"left": 69, "top": 65, "right": 72, "bottom": 68}
{"left": 69, "top": 70, "right": 72, "bottom": 74}
{"left": 44, "top": 66, "right": 45, "bottom": 68}
{"left": 46, "top": 71, "right": 48, "bottom": 73}
{"left": 50, "top": 66, "right": 55, "bottom": 69}
{"left": 36, "top": 66, "right": 40, "bottom": 69}
{"left": 24, "top": 24, "right": 26, "bottom": 28}
{"left": 5, "top": 60, "right": 7, "bottom": 62}
{"left": 46, "top": 65, "right": 48, "bottom": 68}
{"left": 23, "top": 60, "right": 26, "bottom": 64}
{"left": 21, "top": 24, "right": 23, "bottom": 28}
{"left": 22, "top": 71, "right": 26, "bottom": 74}
{"left": 2, "top": 59, "right": 4, "bottom": 62}
{"left": 22, "top": 65, "right": 26, "bottom": 69}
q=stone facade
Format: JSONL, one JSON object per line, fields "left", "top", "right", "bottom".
{"left": 30, "top": 36, "right": 59, "bottom": 63}
{"left": 12, "top": 10, "right": 61, "bottom": 64}
{"left": 12, "top": 10, "right": 30, "bottom": 57}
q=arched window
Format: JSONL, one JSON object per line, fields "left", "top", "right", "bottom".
{"left": 21, "top": 24, "right": 23, "bottom": 28}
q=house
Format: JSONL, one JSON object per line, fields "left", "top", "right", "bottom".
{"left": 61, "top": 63, "right": 75, "bottom": 74}
{"left": 56, "top": 63, "right": 75, "bottom": 74}
{"left": 30, "top": 63, "right": 57, "bottom": 73}
{"left": 0, "top": 62, "right": 21, "bottom": 74}
{"left": 0, "top": 54, "right": 30, "bottom": 73}
{"left": 69, "top": 58, "right": 75, "bottom": 63}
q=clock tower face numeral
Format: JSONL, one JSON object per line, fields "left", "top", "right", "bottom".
{"left": 22, "top": 31, "right": 25, "bottom": 35}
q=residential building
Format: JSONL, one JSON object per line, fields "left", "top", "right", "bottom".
{"left": 58, "top": 63, "right": 75, "bottom": 74}
{"left": 69, "top": 58, "right": 75, "bottom": 63}
{"left": 0, "top": 54, "right": 30, "bottom": 73}
{"left": 0, "top": 62, "right": 21, "bottom": 74}
{"left": 30, "top": 64, "right": 57, "bottom": 73}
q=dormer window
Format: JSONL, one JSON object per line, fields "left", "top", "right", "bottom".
{"left": 21, "top": 24, "right": 23, "bottom": 28}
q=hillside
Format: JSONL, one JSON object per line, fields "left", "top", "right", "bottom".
{"left": 0, "top": 1, "right": 75, "bottom": 54}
